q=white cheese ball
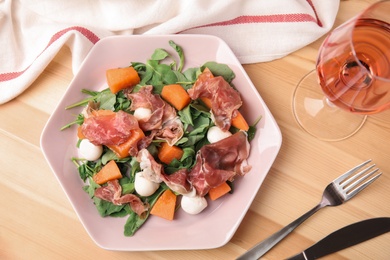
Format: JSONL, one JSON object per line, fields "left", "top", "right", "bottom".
{"left": 181, "top": 195, "right": 208, "bottom": 215}
{"left": 78, "top": 139, "right": 103, "bottom": 161}
{"left": 207, "top": 126, "right": 232, "bottom": 143}
{"left": 134, "top": 172, "right": 160, "bottom": 197}
{"left": 133, "top": 107, "right": 152, "bottom": 121}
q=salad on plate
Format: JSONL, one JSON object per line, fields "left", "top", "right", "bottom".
{"left": 62, "top": 40, "right": 259, "bottom": 236}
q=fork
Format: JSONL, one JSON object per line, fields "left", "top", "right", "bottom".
{"left": 237, "top": 159, "right": 382, "bottom": 260}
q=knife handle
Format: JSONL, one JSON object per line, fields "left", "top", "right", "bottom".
{"left": 237, "top": 204, "right": 323, "bottom": 260}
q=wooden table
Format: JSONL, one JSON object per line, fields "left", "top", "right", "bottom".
{"left": 1, "top": 0, "right": 389, "bottom": 259}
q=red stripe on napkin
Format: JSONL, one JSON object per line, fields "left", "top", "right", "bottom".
{"left": 0, "top": 26, "right": 100, "bottom": 82}
{"left": 307, "top": 0, "right": 323, "bottom": 27}
{"left": 197, "top": 13, "right": 319, "bottom": 28}
{"left": 183, "top": 0, "right": 322, "bottom": 32}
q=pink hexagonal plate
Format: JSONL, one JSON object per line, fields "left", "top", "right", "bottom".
{"left": 41, "top": 35, "right": 282, "bottom": 251}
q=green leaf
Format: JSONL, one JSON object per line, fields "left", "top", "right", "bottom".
{"left": 178, "top": 105, "right": 193, "bottom": 125}
{"left": 151, "top": 48, "right": 170, "bottom": 61}
{"left": 83, "top": 178, "right": 101, "bottom": 198}
{"left": 97, "top": 91, "right": 116, "bottom": 110}
{"left": 131, "top": 62, "right": 146, "bottom": 72}
{"left": 169, "top": 40, "right": 184, "bottom": 72}
{"left": 247, "top": 115, "right": 262, "bottom": 142}
{"left": 201, "top": 61, "right": 235, "bottom": 83}
{"left": 93, "top": 197, "right": 126, "bottom": 217}
{"left": 114, "top": 91, "right": 131, "bottom": 111}
{"left": 183, "top": 67, "right": 201, "bottom": 84}
{"left": 119, "top": 177, "right": 135, "bottom": 194}
{"left": 123, "top": 187, "right": 166, "bottom": 236}
{"left": 60, "top": 113, "right": 84, "bottom": 130}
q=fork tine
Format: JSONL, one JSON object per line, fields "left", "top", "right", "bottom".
{"left": 341, "top": 164, "right": 376, "bottom": 188}
{"left": 344, "top": 170, "right": 382, "bottom": 199}
{"left": 334, "top": 159, "right": 372, "bottom": 183}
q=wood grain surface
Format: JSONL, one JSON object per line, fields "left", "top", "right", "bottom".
{"left": 1, "top": 0, "right": 389, "bottom": 259}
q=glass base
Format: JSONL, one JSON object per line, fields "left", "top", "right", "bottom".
{"left": 292, "top": 70, "right": 367, "bottom": 142}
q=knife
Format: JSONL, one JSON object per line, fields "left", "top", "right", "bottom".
{"left": 285, "top": 217, "right": 390, "bottom": 260}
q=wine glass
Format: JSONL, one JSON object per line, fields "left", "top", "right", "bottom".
{"left": 292, "top": 1, "right": 390, "bottom": 141}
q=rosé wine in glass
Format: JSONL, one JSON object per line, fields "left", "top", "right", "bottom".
{"left": 317, "top": 18, "right": 390, "bottom": 115}
{"left": 292, "top": 1, "right": 390, "bottom": 141}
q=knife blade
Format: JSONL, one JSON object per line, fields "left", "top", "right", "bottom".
{"left": 286, "top": 217, "right": 390, "bottom": 260}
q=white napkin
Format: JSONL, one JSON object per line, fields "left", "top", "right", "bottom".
{"left": 0, "top": 0, "right": 339, "bottom": 104}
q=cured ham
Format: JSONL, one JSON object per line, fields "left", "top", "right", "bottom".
{"left": 161, "top": 168, "right": 192, "bottom": 195}
{"left": 137, "top": 149, "right": 164, "bottom": 183}
{"left": 137, "top": 116, "right": 184, "bottom": 149}
{"left": 187, "top": 68, "right": 243, "bottom": 131}
{"left": 137, "top": 148, "right": 192, "bottom": 195}
{"left": 154, "top": 117, "right": 184, "bottom": 146}
{"left": 126, "top": 86, "right": 177, "bottom": 131}
{"left": 188, "top": 131, "right": 251, "bottom": 197}
{"left": 94, "top": 179, "right": 149, "bottom": 217}
{"left": 81, "top": 110, "right": 140, "bottom": 146}
{"left": 126, "top": 85, "right": 184, "bottom": 146}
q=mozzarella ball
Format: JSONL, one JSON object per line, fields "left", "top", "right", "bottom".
{"left": 133, "top": 107, "right": 152, "bottom": 121}
{"left": 207, "top": 126, "right": 232, "bottom": 143}
{"left": 78, "top": 139, "right": 103, "bottom": 161}
{"left": 134, "top": 172, "right": 160, "bottom": 197}
{"left": 181, "top": 195, "right": 208, "bottom": 215}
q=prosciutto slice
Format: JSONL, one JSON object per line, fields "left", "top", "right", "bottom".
{"left": 137, "top": 148, "right": 192, "bottom": 195}
{"left": 81, "top": 110, "right": 140, "bottom": 146}
{"left": 187, "top": 68, "right": 242, "bottom": 131}
{"left": 126, "top": 85, "right": 177, "bottom": 131}
{"left": 137, "top": 149, "right": 164, "bottom": 183}
{"left": 161, "top": 168, "right": 192, "bottom": 195}
{"left": 188, "top": 131, "right": 251, "bottom": 197}
{"left": 94, "top": 179, "right": 149, "bottom": 217}
{"left": 126, "top": 85, "right": 184, "bottom": 146}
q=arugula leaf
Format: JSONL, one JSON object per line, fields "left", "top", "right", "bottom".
{"left": 123, "top": 186, "right": 166, "bottom": 236}
{"left": 93, "top": 197, "right": 127, "bottom": 217}
{"left": 201, "top": 61, "right": 235, "bottom": 83}
{"left": 169, "top": 40, "right": 184, "bottom": 72}
{"left": 177, "top": 105, "right": 193, "bottom": 126}
{"left": 114, "top": 91, "right": 131, "bottom": 111}
{"left": 119, "top": 177, "right": 135, "bottom": 194}
{"left": 82, "top": 178, "right": 127, "bottom": 217}
{"left": 96, "top": 91, "right": 116, "bottom": 110}
{"left": 83, "top": 178, "right": 100, "bottom": 198}
{"left": 60, "top": 113, "right": 84, "bottom": 130}
{"left": 182, "top": 67, "right": 201, "bottom": 84}
{"left": 151, "top": 48, "right": 170, "bottom": 61}
{"left": 73, "top": 158, "right": 102, "bottom": 181}
{"left": 247, "top": 115, "right": 262, "bottom": 142}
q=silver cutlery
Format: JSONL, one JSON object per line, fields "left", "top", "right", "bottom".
{"left": 237, "top": 159, "right": 382, "bottom": 260}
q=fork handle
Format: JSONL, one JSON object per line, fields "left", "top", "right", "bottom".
{"left": 236, "top": 204, "right": 324, "bottom": 260}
